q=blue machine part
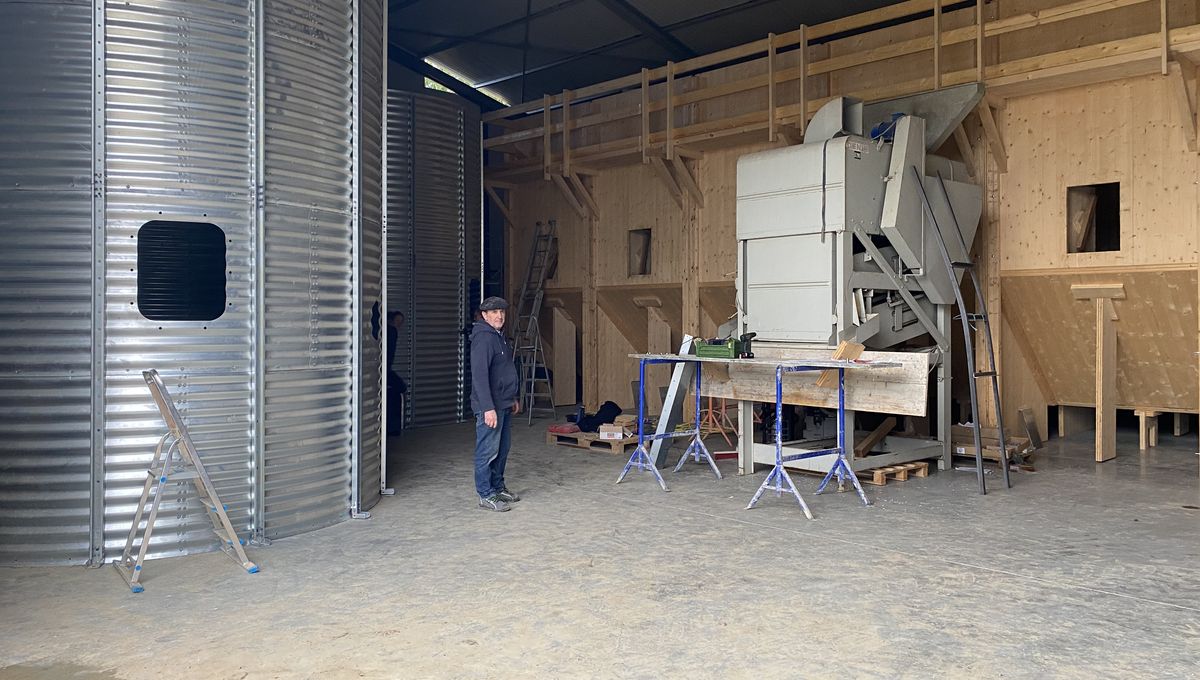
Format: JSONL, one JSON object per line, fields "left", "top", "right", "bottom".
{"left": 870, "top": 112, "right": 905, "bottom": 142}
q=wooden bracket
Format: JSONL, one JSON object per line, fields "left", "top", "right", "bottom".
{"left": 778, "top": 123, "right": 803, "bottom": 146}
{"left": 1068, "top": 188, "right": 1099, "bottom": 252}
{"left": 952, "top": 124, "right": 977, "bottom": 178}
{"left": 551, "top": 174, "right": 588, "bottom": 219}
{"left": 568, "top": 173, "right": 600, "bottom": 219}
{"left": 855, "top": 416, "right": 897, "bottom": 458}
{"left": 975, "top": 99, "right": 1007, "bottom": 173}
{"left": 649, "top": 155, "right": 684, "bottom": 209}
{"left": 1167, "top": 59, "right": 1198, "bottom": 153}
{"left": 484, "top": 185, "right": 516, "bottom": 226}
{"left": 671, "top": 156, "right": 704, "bottom": 207}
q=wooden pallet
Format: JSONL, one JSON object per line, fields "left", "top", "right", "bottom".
{"left": 855, "top": 461, "right": 930, "bottom": 486}
{"left": 546, "top": 430, "right": 639, "bottom": 455}
{"left": 796, "top": 460, "right": 931, "bottom": 486}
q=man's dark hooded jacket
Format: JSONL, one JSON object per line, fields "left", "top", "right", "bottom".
{"left": 470, "top": 321, "right": 519, "bottom": 414}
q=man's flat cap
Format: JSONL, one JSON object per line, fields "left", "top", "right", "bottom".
{"left": 480, "top": 296, "right": 509, "bottom": 311}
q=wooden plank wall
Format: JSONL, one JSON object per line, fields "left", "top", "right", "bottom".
{"left": 499, "top": 0, "right": 1200, "bottom": 436}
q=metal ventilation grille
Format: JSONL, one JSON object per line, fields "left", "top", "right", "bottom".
{"left": 0, "top": 0, "right": 95, "bottom": 566}
{"left": 136, "top": 221, "right": 227, "bottom": 321}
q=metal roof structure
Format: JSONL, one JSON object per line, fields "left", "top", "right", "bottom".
{"left": 387, "top": 0, "right": 906, "bottom": 110}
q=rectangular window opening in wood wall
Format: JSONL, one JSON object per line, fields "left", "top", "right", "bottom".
{"left": 1067, "top": 183, "right": 1120, "bottom": 253}
{"left": 628, "top": 228, "right": 652, "bottom": 276}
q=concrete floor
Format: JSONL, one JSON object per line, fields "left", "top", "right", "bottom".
{"left": 2, "top": 421, "right": 1199, "bottom": 679}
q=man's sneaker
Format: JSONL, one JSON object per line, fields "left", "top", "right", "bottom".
{"left": 478, "top": 494, "right": 511, "bottom": 512}
{"left": 496, "top": 488, "right": 521, "bottom": 503}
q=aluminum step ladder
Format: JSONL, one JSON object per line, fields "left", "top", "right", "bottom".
{"left": 911, "top": 166, "right": 1017, "bottom": 494}
{"left": 514, "top": 220, "right": 557, "bottom": 424}
{"left": 114, "top": 369, "right": 259, "bottom": 592}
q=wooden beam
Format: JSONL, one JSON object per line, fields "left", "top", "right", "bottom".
{"left": 1174, "top": 412, "right": 1190, "bottom": 436}
{"left": 1070, "top": 283, "right": 1126, "bottom": 300}
{"left": 568, "top": 172, "right": 600, "bottom": 219}
{"left": 484, "top": 185, "right": 516, "bottom": 227}
{"left": 933, "top": 0, "right": 942, "bottom": 90}
{"left": 561, "top": 89, "right": 572, "bottom": 176}
{"left": 1001, "top": 305, "right": 1056, "bottom": 402}
{"left": 855, "top": 417, "right": 897, "bottom": 458}
{"left": 640, "top": 67, "right": 650, "bottom": 164}
{"left": 952, "top": 124, "right": 977, "bottom": 177}
{"left": 799, "top": 24, "right": 808, "bottom": 135}
{"left": 551, "top": 174, "right": 588, "bottom": 218}
{"left": 1135, "top": 409, "right": 1160, "bottom": 449}
{"left": 1161, "top": 0, "right": 1169, "bottom": 75}
{"left": 543, "top": 94, "right": 552, "bottom": 181}
{"left": 1095, "top": 297, "right": 1117, "bottom": 462}
{"left": 1069, "top": 188, "right": 1098, "bottom": 251}
{"left": 671, "top": 156, "right": 704, "bottom": 207}
{"left": 649, "top": 155, "right": 684, "bottom": 208}
{"left": 778, "top": 123, "right": 803, "bottom": 146}
{"left": 976, "top": 100, "right": 1007, "bottom": 172}
{"left": 665, "top": 61, "right": 675, "bottom": 161}
{"left": 1168, "top": 60, "right": 1199, "bottom": 152}
{"left": 551, "top": 307, "right": 577, "bottom": 406}
{"left": 976, "top": 0, "right": 984, "bottom": 82}
{"left": 767, "top": 32, "right": 777, "bottom": 142}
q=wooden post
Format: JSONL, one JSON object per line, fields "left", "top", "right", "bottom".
{"left": 1161, "top": 0, "right": 1169, "bottom": 76}
{"left": 799, "top": 24, "right": 808, "bottom": 135}
{"left": 1095, "top": 298, "right": 1117, "bottom": 462}
{"left": 543, "top": 94, "right": 552, "bottom": 180}
{"left": 640, "top": 68, "right": 650, "bottom": 164}
{"left": 1071, "top": 283, "right": 1122, "bottom": 461}
{"left": 933, "top": 0, "right": 942, "bottom": 90}
{"left": 767, "top": 33, "right": 777, "bottom": 142}
{"left": 551, "top": 307, "right": 577, "bottom": 407}
{"left": 665, "top": 61, "right": 675, "bottom": 161}
{"left": 976, "top": 0, "right": 984, "bottom": 83}
{"left": 1174, "top": 412, "right": 1190, "bottom": 436}
{"left": 1135, "top": 410, "right": 1161, "bottom": 449}
{"left": 561, "top": 89, "right": 571, "bottom": 176}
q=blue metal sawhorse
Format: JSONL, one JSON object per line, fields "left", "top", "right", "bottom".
{"left": 615, "top": 355, "right": 722, "bottom": 491}
{"left": 745, "top": 364, "right": 870, "bottom": 519}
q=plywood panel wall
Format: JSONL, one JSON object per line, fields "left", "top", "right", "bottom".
{"left": 591, "top": 163, "right": 688, "bottom": 286}
{"left": 999, "top": 75, "right": 1200, "bottom": 271}
{"left": 1002, "top": 269, "right": 1199, "bottom": 411}
{"left": 508, "top": 178, "right": 591, "bottom": 291}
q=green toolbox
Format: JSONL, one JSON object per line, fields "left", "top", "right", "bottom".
{"left": 695, "top": 332, "right": 755, "bottom": 359}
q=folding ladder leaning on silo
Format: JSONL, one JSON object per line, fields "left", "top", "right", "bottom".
{"left": 113, "top": 369, "right": 259, "bottom": 593}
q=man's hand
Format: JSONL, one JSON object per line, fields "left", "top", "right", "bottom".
{"left": 483, "top": 409, "right": 498, "bottom": 428}
{"left": 512, "top": 400, "right": 521, "bottom": 415}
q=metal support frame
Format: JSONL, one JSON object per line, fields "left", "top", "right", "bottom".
{"left": 251, "top": 0, "right": 268, "bottom": 543}
{"left": 350, "top": 0, "right": 368, "bottom": 521}
{"left": 88, "top": 0, "right": 107, "bottom": 567}
{"left": 616, "top": 356, "right": 721, "bottom": 491}
{"left": 380, "top": 0, "right": 395, "bottom": 498}
{"left": 745, "top": 366, "right": 870, "bottom": 518}
{"left": 850, "top": 225, "right": 948, "bottom": 350}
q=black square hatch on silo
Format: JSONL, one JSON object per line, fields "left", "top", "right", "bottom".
{"left": 136, "top": 220, "right": 227, "bottom": 321}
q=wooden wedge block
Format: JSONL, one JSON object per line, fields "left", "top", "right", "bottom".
{"left": 816, "top": 341, "right": 864, "bottom": 389}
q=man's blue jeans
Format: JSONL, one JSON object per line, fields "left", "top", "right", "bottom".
{"left": 474, "top": 408, "right": 511, "bottom": 498}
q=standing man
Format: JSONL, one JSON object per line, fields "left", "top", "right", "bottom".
{"left": 471, "top": 297, "right": 521, "bottom": 511}
{"left": 386, "top": 311, "right": 407, "bottom": 435}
